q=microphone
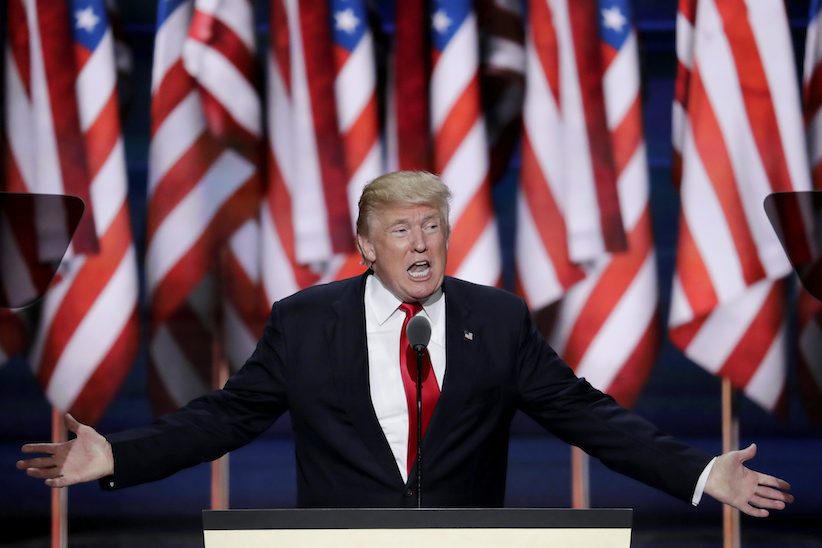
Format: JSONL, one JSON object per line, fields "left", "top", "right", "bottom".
{"left": 405, "top": 312, "right": 431, "bottom": 508}
{"left": 406, "top": 314, "right": 431, "bottom": 353}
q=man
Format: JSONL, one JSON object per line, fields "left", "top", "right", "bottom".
{"left": 19, "top": 171, "right": 792, "bottom": 514}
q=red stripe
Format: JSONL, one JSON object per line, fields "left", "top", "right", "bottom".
{"left": 476, "top": 0, "right": 523, "bottom": 45}
{"left": 265, "top": 151, "right": 321, "bottom": 289}
{"left": 39, "top": 0, "right": 98, "bottom": 253}
{"left": 394, "top": 0, "right": 431, "bottom": 170}
{"left": 7, "top": 0, "right": 32, "bottom": 99}
{"left": 562, "top": 207, "right": 653, "bottom": 368}
{"left": 444, "top": 186, "right": 494, "bottom": 275}
{"left": 36, "top": 203, "right": 133, "bottom": 387}
{"left": 567, "top": 0, "right": 626, "bottom": 253}
{"left": 605, "top": 312, "right": 659, "bottom": 408}
{"left": 151, "top": 61, "right": 195, "bottom": 136}
{"left": 83, "top": 92, "right": 121, "bottom": 180}
{"left": 803, "top": 61, "right": 822, "bottom": 123}
{"left": 610, "top": 97, "right": 643, "bottom": 175}
{"left": 341, "top": 96, "right": 380, "bottom": 175}
{"left": 198, "top": 87, "right": 261, "bottom": 161}
{"left": 678, "top": 0, "right": 697, "bottom": 25}
{"left": 433, "top": 75, "right": 482, "bottom": 172}
{"left": 332, "top": 253, "right": 368, "bottom": 281}
{"left": 688, "top": 67, "right": 766, "bottom": 285}
{"left": 674, "top": 219, "right": 718, "bottom": 321}
{"left": 529, "top": 0, "right": 560, "bottom": 106}
{"left": 717, "top": 280, "right": 784, "bottom": 389}
{"left": 520, "top": 136, "right": 586, "bottom": 290}
{"left": 669, "top": 314, "right": 707, "bottom": 350}
{"left": 298, "top": 1, "right": 352, "bottom": 254}
{"left": 151, "top": 178, "right": 259, "bottom": 323}
{"left": 147, "top": 132, "right": 223, "bottom": 241}
{"left": 222, "top": 247, "right": 266, "bottom": 340}
{"left": 68, "top": 306, "right": 139, "bottom": 425}
{"left": 271, "top": 0, "right": 291, "bottom": 97}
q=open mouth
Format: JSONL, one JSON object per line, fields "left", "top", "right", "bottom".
{"left": 407, "top": 260, "right": 431, "bottom": 279}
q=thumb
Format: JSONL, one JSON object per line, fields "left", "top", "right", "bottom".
{"left": 738, "top": 442, "right": 757, "bottom": 463}
{"left": 64, "top": 413, "right": 81, "bottom": 434}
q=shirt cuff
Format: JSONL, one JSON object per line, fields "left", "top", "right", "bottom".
{"left": 691, "top": 457, "right": 717, "bottom": 506}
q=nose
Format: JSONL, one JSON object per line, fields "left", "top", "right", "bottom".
{"left": 411, "top": 226, "right": 427, "bottom": 252}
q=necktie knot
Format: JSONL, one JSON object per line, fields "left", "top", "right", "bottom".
{"left": 399, "top": 302, "right": 423, "bottom": 319}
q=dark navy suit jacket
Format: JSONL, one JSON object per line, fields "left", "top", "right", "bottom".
{"left": 105, "top": 273, "right": 712, "bottom": 507}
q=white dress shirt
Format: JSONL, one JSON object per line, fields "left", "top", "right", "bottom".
{"left": 362, "top": 273, "right": 714, "bottom": 500}
{"left": 365, "top": 274, "right": 445, "bottom": 482}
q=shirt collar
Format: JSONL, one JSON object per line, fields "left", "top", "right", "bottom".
{"left": 366, "top": 273, "right": 444, "bottom": 326}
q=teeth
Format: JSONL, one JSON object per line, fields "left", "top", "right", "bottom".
{"left": 408, "top": 262, "right": 431, "bottom": 279}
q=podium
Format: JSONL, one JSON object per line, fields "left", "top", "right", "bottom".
{"left": 202, "top": 508, "right": 632, "bottom": 547}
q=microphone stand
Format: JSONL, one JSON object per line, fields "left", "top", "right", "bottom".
{"left": 413, "top": 345, "right": 424, "bottom": 509}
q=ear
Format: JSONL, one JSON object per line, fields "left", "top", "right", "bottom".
{"left": 356, "top": 233, "right": 376, "bottom": 264}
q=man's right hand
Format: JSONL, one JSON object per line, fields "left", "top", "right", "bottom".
{"left": 16, "top": 413, "right": 114, "bottom": 488}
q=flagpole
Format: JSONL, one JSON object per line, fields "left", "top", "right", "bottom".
{"left": 210, "top": 342, "right": 230, "bottom": 510}
{"left": 570, "top": 446, "right": 590, "bottom": 509}
{"left": 721, "top": 378, "right": 740, "bottom": 548}
{"left": 51, "top": 409, "right": 67, "bottom": 548}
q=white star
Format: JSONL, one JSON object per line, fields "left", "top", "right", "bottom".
{"left": 601, "top": 6, "right": 627, "bottom": 33}
{"left": 75, "top": 6, "right": 100, "bottom": 33}
{"left": 432, "top": 9, "right": 452, "bottom": 34}
{"left": 334, "top": 8, "right": 360, "bottom": 34}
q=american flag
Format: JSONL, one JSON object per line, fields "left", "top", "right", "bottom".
{"left": 547, "top": 0, "right": 659, "bottom": 407}
{"left": 147, "top": 0, "right": 261, "bottom": 412}
{"left": 430, "top": 0, "right": 501, "bottom": 286}
{"left": 800, "top": 0, "right": 822, "bottom": 423}
{"left": 325, "top": 0, "right": 382, "bottom": 281}
{"left": 475, "top": 0, "right": 525, "bottom": 186}
{"left": 670, "top": 0, "right": 812, "bottom": 412}
{"left": 4, "top": 0, "right": 139, "bottom": 424}
{"left": 516, "top": 0, "right": 625, "bottom": 311}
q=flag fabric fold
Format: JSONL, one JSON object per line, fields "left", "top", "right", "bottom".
{"left": 670, "top": 0, "right": 813, "bottom": 412}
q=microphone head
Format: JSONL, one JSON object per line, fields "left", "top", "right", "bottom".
{"left": 406, "top": 314, "right": 432, "bottom": 351}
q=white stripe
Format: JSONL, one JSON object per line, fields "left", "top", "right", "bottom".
{"left": 603, "top": 33, "right": 638, "bottom": 131}
{"left": 684, "top": 278, "right": 772, "bottom": 373}
{"left": 616, "top": 145, "right": 649, "bottom": 230}
{"left": 680, "top": 126, "right": 745, "bottom": 302}
{"left": 451, "top": 220, "right": 500, "bottom": 286}
{"left": 152, "top": 2, "right": 191, "bottom": 93}
{"left": 675, "top": 11, "right": 694, "bottom": 70}
{"left": 347, "top": 142, "right": 382, "bottom": 231}
{"left": 181, "top": 39, "right": 261, "bottom": 136}
{"left": 76, "top": 32, "right": 117, "bottom": 132}
{"left": 336, "top": 33, "right": 376, "bottom": 133}
{"left": 743, "top": 321, "right": 785, "bottom": 411}
{"left": 284, "top": 0, "right": 332, "bottom": 263}
{"left": 228, "top": 219, "right": 260, "bottom": 284}
{"left": 203, "top": 0, "right": 255, "bottom": 50}
{"left": 4, "top": 48, "right": 35, "bottom": 189}
{"left": 223, "top": 299, "right": 256, "bottom": 370}
{"left": 431, "top": 13, "right": 479, "bottom": 130}
{"left": 89, "top": 140, "right": 127, "bottom": 236}
{"left": 550, "top": 256, "right": 606, "bottom": 354}
{"left": 45, "top": 247, "right": 137, "bottom": 410}
{"left": 575, "top": 254, "right": 657, "bottom": 391}
{"left": 440, "top": 120, "right": 488, "bottom": 222}
{"left": 261, "top": 204, "right": 300, "bottom": 302}
{"left": 516, "top": 194, "right": 563, "bottom": 308}
{"left": 485, "top": 35, "right": 525, "bottom": 74}
{"left": 147, "top": 150, "right": 254, "bottom": 291}
{"left": 808, "top": 108, "right": 822, "bottom": 167}
{"left": 148, "top": 91, "right": 205, "bottom": 192}
{"left": 151, "top": 325, "right": 209, "bottom": 407}
{"left": 668, "top": 275, "right": 693, "bottom": 327}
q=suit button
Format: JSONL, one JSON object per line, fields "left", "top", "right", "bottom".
{"left": 405, "top": 489, "right": 413, "bottom": 497}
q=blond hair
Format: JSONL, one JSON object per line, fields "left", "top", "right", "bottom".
{"left": 356, "top": 171, "right": 451, "bottom": 237}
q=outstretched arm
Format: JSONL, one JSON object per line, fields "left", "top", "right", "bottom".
{"left": 705, "top": 443, "right": 793, "bottom": 517}
{"left": 17, "top": 414, "right": 113, "bottom": 488}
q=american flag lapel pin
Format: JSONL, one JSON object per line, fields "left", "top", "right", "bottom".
{"left": 463, "top": 330, "right": 473, "bottom": 341}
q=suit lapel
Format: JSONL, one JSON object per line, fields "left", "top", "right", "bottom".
{"left": 417, "top": 277, "right": 479, "bottom": 465}
{"left": 328, "top": 273, "right": 405, "bottom": 485}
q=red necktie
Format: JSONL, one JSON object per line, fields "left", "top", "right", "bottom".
{"left": 398, "top": 302, "right": 440, "bottom": 476}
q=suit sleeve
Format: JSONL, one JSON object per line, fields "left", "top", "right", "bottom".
{"left": 512, "top": 299, "right": 713, "bottom": 503}
{"left": 101, "top": 303, "right": 290, "bottom": 490}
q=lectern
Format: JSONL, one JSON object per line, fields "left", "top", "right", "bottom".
{"left": 203, "top": 508, "right": 632, "bottom": 547}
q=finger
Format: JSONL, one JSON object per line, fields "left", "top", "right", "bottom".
{"left": 16, "top": 456, "right": 57, "bottom": 470}
{"left": 20, "top": 443, "right": 57, "bottom": 455}
{"left": 25, "top": 466, "right": 62, "bottom": 480}
{"left": 750, "top": 495, "right": 786, "bottom": 511}
{"left": 739, "top": 503, "right": 768, "bottom": 518}
{"left": 755, "top": 485, "right": 794, "bottom": 503}
{"left": 756, "top": 473, "right": 791, "bottom": 491}
{"left": 738, "top": 443, "right": 757, "bottom": 463}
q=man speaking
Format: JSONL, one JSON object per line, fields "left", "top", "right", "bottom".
{"left": 18, "top": 171, "right": 792, "bottom": 516}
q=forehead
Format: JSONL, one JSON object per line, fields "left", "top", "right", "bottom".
{"left": 373, "top": 203, "right": 441, "bottom": 225}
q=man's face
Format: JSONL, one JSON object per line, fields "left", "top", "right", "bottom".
{"left": 357, "top": 203, "right": 448, "bottom": 303}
